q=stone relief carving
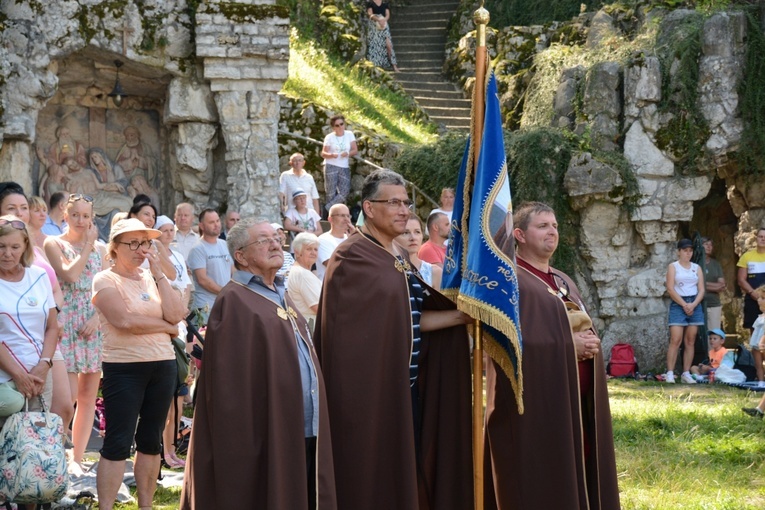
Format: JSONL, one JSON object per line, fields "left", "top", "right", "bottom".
{"left": 34, "top": 105, "right": 160, "bottom": 237}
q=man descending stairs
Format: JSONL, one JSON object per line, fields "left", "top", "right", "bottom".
{"left": 389, "top": 0, "right": 471, "bottom": 130}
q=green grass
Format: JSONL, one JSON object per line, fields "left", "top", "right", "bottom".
{"left": 102, "top": 380, "right": 765, "bottom": 508}
{"left": 282, "top": 34, "right": 437, "bottom": 145}
{"left": 611, "top": 380, "right": 765, "bottom": 509}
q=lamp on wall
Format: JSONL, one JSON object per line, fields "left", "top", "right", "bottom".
{"left": 107, "top": 60, "right": 127, "bottom": 107}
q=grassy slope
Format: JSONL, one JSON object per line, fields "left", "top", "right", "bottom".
{"left": 281, "top": 36, "right": 437, "bottom": 145}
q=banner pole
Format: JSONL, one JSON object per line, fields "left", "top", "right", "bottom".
{"left": 471, "top": 5, "right": 490, "bottom": 510}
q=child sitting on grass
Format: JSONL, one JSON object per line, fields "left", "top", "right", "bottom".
{"left": 690, "top": 329, "right": 727, "bottom": 380}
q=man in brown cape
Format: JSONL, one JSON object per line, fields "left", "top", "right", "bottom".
{"left": 181, "top": 219, "right": 336, "bottom": 509}
{"left": 484, "top": 201, "right": 621, "bottom": 510}
{"left": 314, "top": 169, "right": 474, "bottom": 510}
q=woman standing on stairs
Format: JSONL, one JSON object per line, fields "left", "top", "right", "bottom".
{"left": 367, "top": 0, "right": 400, "bottom": 72}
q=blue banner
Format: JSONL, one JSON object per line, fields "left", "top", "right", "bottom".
{"left": 442, "top": 72, "right": 523, "bottom": 412}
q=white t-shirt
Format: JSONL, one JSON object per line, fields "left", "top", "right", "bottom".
{"left": 317, "top": 232, "right": 347, "bottom": 280}
{"left": 285, "top": 208, "right": 322, "bottom": 235}
{"left": 167, "top": 248, "right": 191, "bottom": 292}
{"left": 280, "top": 171, "right": 320, "bottom": 211}
{"left": 323, "top": 131, "right": 356, "bottom": 169}
{"left": 0, "top": 266, "right": 55, "bottom": 383}
{"left": 287, "top": 264, "right": 322, "bottom": 324}
{"left": 673, "top": 261, "right": 700, "bottom": 297}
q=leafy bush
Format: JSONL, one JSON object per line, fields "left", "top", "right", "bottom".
{"left": 394, "top": 131, "right": 469, "bottom": 199}
{"left": 485, "top": 0, "right": 604, "bottom": 26}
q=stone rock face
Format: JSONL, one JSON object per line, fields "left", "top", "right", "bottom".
{"left": 586, "top": 10, "right": 618, "bottom": 49}
{"left": 624, "top": 121, "right": 674, "bottom": 177}
{"left": 698, "top": 12, "right": 746, "bottom": 155}
{"left": 0, "top": 0, "right": 290, "bottom": 221}
{"left": 440, "top": 4, "right": 757, "bottom": 368}
{"left": 580, "top": 62, "right": 622, "bottom": 151}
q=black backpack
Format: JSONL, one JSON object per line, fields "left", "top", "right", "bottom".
{"left": 734, "top": 345, "right": 757, "bottom": 382}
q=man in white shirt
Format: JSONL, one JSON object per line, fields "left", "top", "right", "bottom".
{"left": 174, "top": 202, "right": 200, "bottom": 259}
{"left": 317, "top": 204, "right": 353, "bottom": 280}
{"left": 279, "top": 153, "right": 321, "bottom": 213}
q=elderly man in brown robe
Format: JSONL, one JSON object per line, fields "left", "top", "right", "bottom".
{"left": 484, "top": 201, "right": 621, "bottom": 510}
{"left": 181, "top": 218, "right": 336, "bottom": 509}
{"left": 315, "top": 169, "right": 474, "bottom": 510}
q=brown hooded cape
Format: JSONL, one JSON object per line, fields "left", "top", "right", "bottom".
{"left": 180, "top": 282, "right": 336, "bottom": 510}
{"left": 314, "top": 233, "right": 473, "bottom": 510}
{"left": 484, "top": 266, "right": 621, "bottom": 510}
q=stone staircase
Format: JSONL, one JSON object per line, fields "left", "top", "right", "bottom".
{"left": 389, "top": 0, "right": 471, "bottom": 130}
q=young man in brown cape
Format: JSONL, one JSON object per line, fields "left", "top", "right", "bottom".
{"left": 314, "top": 169, "right": 474, "bottom": 510}
{"left": 484, "top": 201, "right": 621, "bottom": 510}
{"left": 180, "top": 219, "right": 336, "bottom": 510}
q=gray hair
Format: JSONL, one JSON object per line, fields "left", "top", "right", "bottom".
{"left": 226, "top": 217, "right": 272, "bottom": 260}
{"left": 361, "top": 169, "right": 406, "bottom": 203}
{"left": 292, "top": 232, "right": 319, "bottom": 255}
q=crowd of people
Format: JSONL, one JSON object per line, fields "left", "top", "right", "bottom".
{"left": 2, "top": 130, "right": 765, "bottom": 509}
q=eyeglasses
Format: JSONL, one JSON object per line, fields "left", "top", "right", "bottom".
{"left": 367, "top": 198, "right": 414, "bottom": 210}
{"left": 293, "top": 158, "right": 305, "bottom": 162}
{"left": 118, "top": 240, "right": 152, "bottom": 251}
{"left": 239, "top": 237, "right": 282, "bottom": 250}
{"left": 0, "top": 219, "right": 26, "bottom": 230}
{"left": 334, "top": 122, "right": 345, "bottom": 127}
{"left": 331, "top": 214, "right": 351, "bottom": 218}
{"left": 68, "top": 194, "right": 93, "bottom": 203}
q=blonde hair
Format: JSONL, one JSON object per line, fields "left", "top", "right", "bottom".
{"left": 28, "top": 196, "right": 47, "bottom": 212}
{"left": 0, "top": 214, "right": 34, "bottom": 267}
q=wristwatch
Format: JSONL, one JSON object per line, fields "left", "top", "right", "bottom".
{"left": 40, "top": 357, "right": 53, "bottom": 368}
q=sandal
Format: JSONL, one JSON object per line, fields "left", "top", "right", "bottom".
{"left": 169, "top": 452, "right": 186, "bottom": 467}
{"left": 163, "top": 456, "right": 185, "bottom": 469}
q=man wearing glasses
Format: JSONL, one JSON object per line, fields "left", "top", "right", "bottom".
{"left": 483, "top": 201, "right": 621, "bottom": 510}
{"left": 315, "top": 169, "right": 473, "bottom": 510}
{"left": 181, "top": 219, "right": 336, "bottom": 509}
{"left": 321, "top": 115, "right": 357, "bottom": 213}
{"left": 279, "top": 153, "right": 321, "bottom": 213}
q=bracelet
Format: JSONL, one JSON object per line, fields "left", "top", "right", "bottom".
{"left": 156, "top": 275, "right": 167, "bottom": 283}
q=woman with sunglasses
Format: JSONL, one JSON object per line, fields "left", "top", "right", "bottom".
{"left": 0, "top": 215, "right": 58, "bottom": 433}
{"left": 128, "top": 201, "right": 177, "bottom": 282}
{"left": 44, "top": 193, "right": 108, "bottom": 468}
{"left": 321, "top": 114, "right": 358, "bottom": 213}
{"left": 92, "top": 218, "right": 184, "bottom": 510}
{"left": 0, "top": 183, "right": 74, "bottom": 444}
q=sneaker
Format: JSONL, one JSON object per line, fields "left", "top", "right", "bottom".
{"left": 665, "top": 372, "right": 676, "bottom": 383}
{"left": 742, "top": 407, "right": 764, "bottom": 419}
{"left": 681, "top": 373, "right": 696, "bottom": 384}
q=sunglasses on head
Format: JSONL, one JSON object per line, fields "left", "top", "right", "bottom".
{"left": 0, "top": 219, "right": 26, "bottom": 231}
{"left": 68, "top": 194, "right": 93, "bottom": 203}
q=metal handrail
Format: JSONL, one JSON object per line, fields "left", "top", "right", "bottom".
{"left": 277, "top": 128, "right": 440, "bottom": 210}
